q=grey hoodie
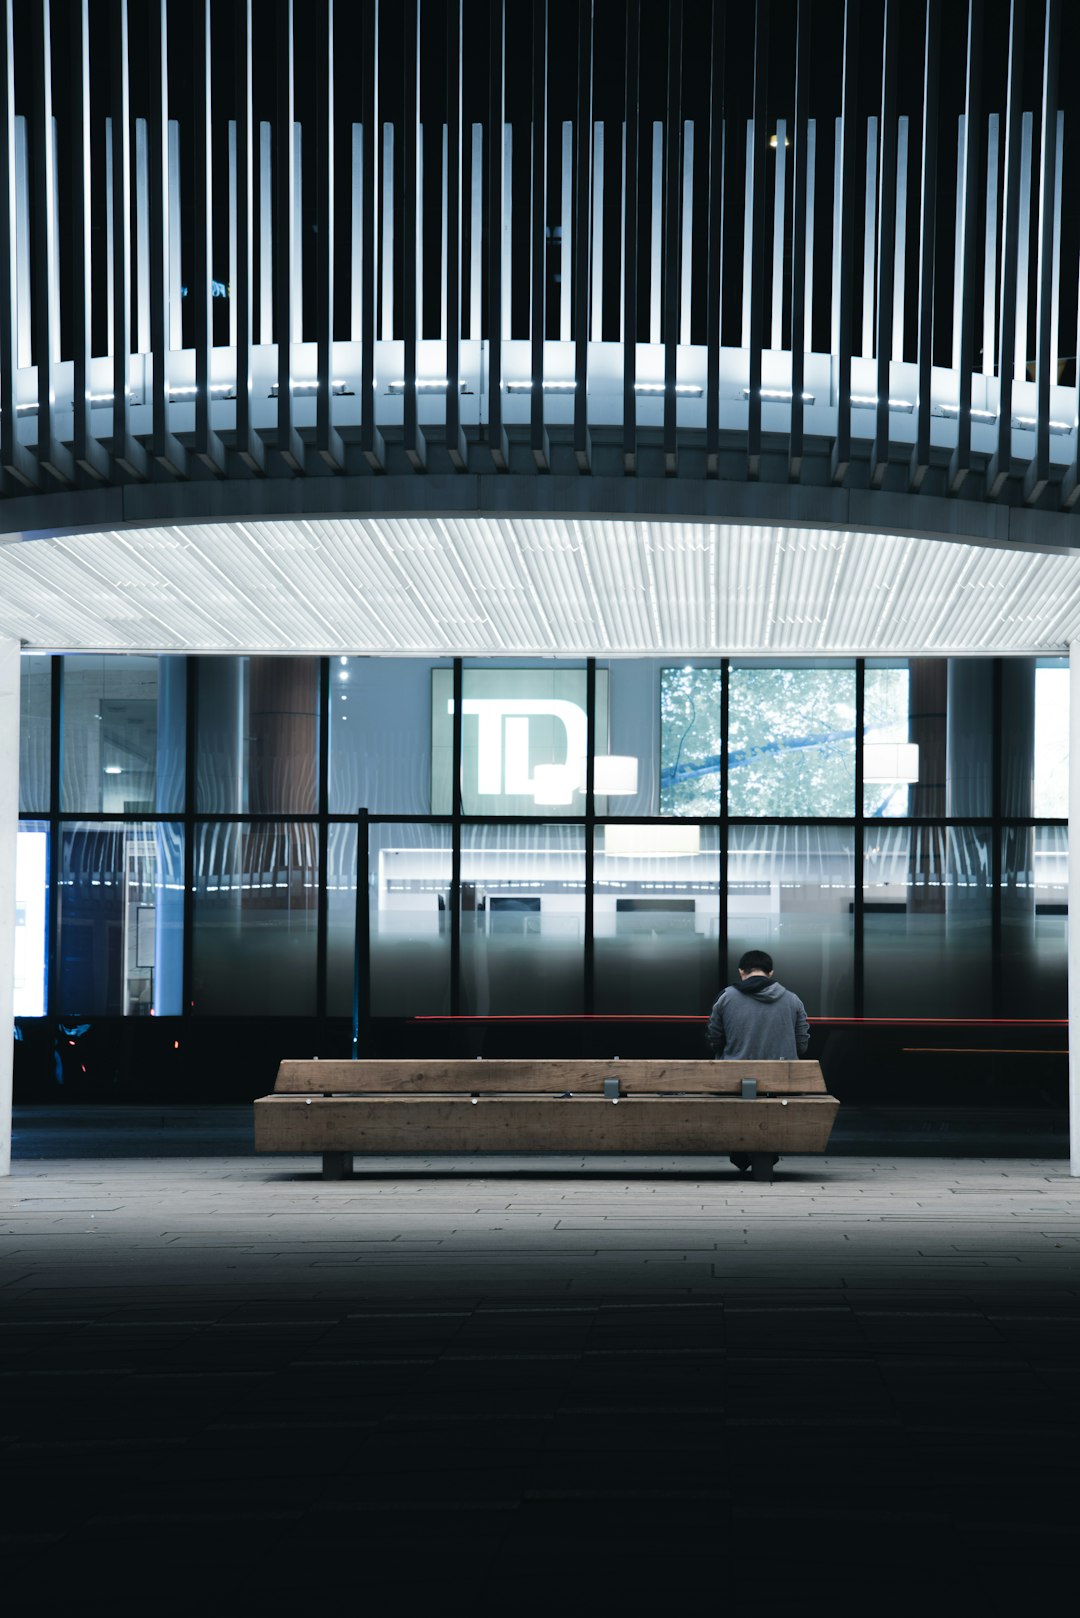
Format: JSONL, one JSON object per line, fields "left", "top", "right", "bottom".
{"left": 706, "top": 975, "right": 810, "bottom": 1061}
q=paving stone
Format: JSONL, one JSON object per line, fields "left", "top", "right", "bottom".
{"left": 0, "top": 1147, "right": 1078, "bottom": 1610}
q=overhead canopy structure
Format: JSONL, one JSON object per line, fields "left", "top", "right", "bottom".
{"left": 2, "top": 510, "right": 1080, "bottom": 658}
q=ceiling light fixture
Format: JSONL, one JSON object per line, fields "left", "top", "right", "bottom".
{"left": 531, "top": 764, "right": 578, "bottom": 806}
{"left": 593, "top": 755, "right": 639, "bottom": 795}
{"left": 742, "top": 388, "right": 816, "bottom": 404}
{"left": 506, "top": 379, "right": 577, "bottom": 393}
{"left": 863, "top": 743, "right": 920, "bottom": 783}
{"left": 604, "top": 825, "right": 701, "bottom": 856}
{"left": 634, "top": 381, "right": 703, "bottom": 397}
{"left": 851, "top": 395, "right": 914, "bottom": 412}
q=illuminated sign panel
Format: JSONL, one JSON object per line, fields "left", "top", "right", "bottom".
{"left": 431, "top": 669, "right": 609, "bottom": 815}
{"left": 14, "top": 829, "right": 47, "bottom": 1018}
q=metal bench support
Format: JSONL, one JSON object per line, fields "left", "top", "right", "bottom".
{"left": 322, "top": 1151, "right": 353, "bottom": 1180}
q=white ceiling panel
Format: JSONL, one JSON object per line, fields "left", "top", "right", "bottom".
{"left": 2, "top": 514, "right": 1080, "bottom": 655}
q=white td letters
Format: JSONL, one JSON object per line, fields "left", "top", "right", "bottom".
{"left": 449, "top": 697, "right": 587, "bottom": 800}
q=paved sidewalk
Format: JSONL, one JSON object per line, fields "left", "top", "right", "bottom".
{"left": 1, "top": 1154, "right": 1078, "bottom": 1614}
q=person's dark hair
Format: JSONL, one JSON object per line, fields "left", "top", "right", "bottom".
{"left": 738, "top": 949, "right": 774, "bottom": 974}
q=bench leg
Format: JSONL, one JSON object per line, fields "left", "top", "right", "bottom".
{"left": 322, "top": 1151, "right": 353, "bottom": 1180}
{"left": 749, "top": 1153, "right": 776, "bottom": 1183}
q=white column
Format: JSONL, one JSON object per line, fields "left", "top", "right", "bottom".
{"left": 893, "top": 116, "right": 908, "bottom": 363}
{"left": 502, "top": 124, "right": 511, "bottom": 341}
{"left": 258, "top": 122, "right": 272, "bottom": 345}
{"left": 0, "top": 639, "right": 19, "bottom": 1178}
{"left": 351, "top": 123, "right": 363, "bottom": 341}
{"left": 169, "top": 121, "right": 183, "bottom": 349}
{"left": 135, "top": 117, "right": 150, "bottom": 355}
{"left": 470, "top": 123, "right": 483, "bottom": 340}
{"left": 651, "top": 121, "right": 663, "bottom": 346}
{"left": 593, "top": 121, "right": 605, "bottom": 343}
{"left": 681, "top": 120, "right": 693, "bottom": 348}
{"left": 1070, "top": 644, "right": 1080, "bottom": 1175}
{"left": 561, "top": 121, "right": 573, "bottom": 342}
{"left": 381, "top": 122, "right": 394, "bottom": 341}
{"left": 15, "top": 117, "right": 31, "bottom": 367}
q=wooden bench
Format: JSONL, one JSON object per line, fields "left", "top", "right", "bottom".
{"left": 254, "top": 1058, "right": 839, "bottom": 1182}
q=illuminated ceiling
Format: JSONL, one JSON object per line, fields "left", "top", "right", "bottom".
{"left": 1, "top": 514, "right": 1079, "bottom": 656}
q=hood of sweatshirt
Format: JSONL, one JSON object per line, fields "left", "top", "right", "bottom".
{"left": 734, "top": 976, "right": 786, "bottom": 1001}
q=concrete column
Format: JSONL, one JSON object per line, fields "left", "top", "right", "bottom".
{"left": 0, "top": 639, "right": 20, "bottom": 1178}
{"left": 1070, "top": 645, "right": 1080, "bottom": 1175}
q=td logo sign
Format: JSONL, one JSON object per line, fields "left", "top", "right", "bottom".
{"left": 449, "top": 697, "right": 587, "bottom": 800}
{"left": 431, "top": 669, "right": 609, "bottom": 814}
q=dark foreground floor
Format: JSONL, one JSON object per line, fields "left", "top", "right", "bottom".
{"left": 1, "top": 1140, "right": 1078, "bottom": 1615}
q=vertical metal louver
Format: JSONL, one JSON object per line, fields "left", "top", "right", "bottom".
{"left": 0, "top": 0, "right": 1078, "bottom": 506}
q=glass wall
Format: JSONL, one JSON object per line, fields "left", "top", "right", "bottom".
{"left": 197, "top": 656, "right": 319, "bottom": 813}
{"left": 58, "top": 822, "right": 183, "bottom": 1016}
{"left": 595, "top": 824, "right": 721, "bottom": 1013}
{"left": 863, "top": 663, "right": 910, "bottom": 817}
{"left": 1034, "top": 660, "right": 1068, "bottom": 818}
{"left": 863, "top": 825, "right": 993, "bottom": 1017}
{"left": 191, "top": 822, "right": 317, "bottom": 1015}
{"left": 660, "top": 664, "right": 723, "bottom": 815}
{"left": 602, "top": 659, "right": 663, "bottom": 818}
{"left": 327, "top": 822, "right": 452, "bottom": 1017}
{"left": 728, "top": 825, "right": 855, "bottom": 1015}
{"left": 16, "top": 651, "right": 1069, "bottom": 1028}
{"left": 329, "top": 657, "right": 451, "bottom": 814}
{"left": 460, "top": 824, "right": 585, "bottom": 1014}
{"left": 19, "top": 655, "right": 51, "bottom": 814}
{"left": 62, "top": 655, "right": 185, "bottom": 813}
{"left": 1000, "top": 823, "right": 1068, "bottom": 1017}
{"left": 728, "top": 663, "right": 856, "bottom": 817}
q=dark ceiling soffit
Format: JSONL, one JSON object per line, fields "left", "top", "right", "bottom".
{"left": 1, "top": 474, "right": 1079, "bottom": 560}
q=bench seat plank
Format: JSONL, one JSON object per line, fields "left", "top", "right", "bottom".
{"left": 254, "top": 1094, "right": 839, "bottom": 1156}
{"left": 272, "top": 1058, "right": 827, "bottom": 1096}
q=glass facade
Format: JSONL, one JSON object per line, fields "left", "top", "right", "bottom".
{"left": 595, "top": 824, "right": 721, "bottom": 1014}
{"left": 192, "top": 822, "right": 318, "bottom": 1016}
{"left": 327, "top": 822, "right": 453, "bottom": 1018}
{"left": 197, "top": 656, "right": 319, "bottom": 813}
{"left": 460, "top": 823, "right": 586, "bottom": 1014}
{"left": 729, "top": 825, "right": 855, "bottom": 1016}
{"left": 19, "top": 655, "right": 51, "bottom": 814}
{"left": 1034, "top": 662, "right": 1069, "bottom": 818}
{"left": 14, "top": 651, "right": 1070, "bottom": 1029}
{"left": 728, "top": 664, "right": 857, "bottom": 817}
{"left": 863, "top": 664, "right": 910, "bottom": 817}
{"left": 62, "top": 655, "right": 185, "bottom": 814}
{"left": 660, "top": 665, "right": 724, "bottom": 815}
{"left": 863, "top": 825, "right": 993, "bottom": 1017}
{"left": 329, "top": 657, "right": 451, "bottom": 814}
{"left": 1000, "top": 823, "right": 1069, "bottom": 1017}
{"left": 58, "top": 822, "right": 184, "bottom": 1016}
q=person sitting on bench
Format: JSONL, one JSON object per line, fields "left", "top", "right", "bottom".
{"left": 706, "top": 949, "right": 811, "bottom": 1173}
